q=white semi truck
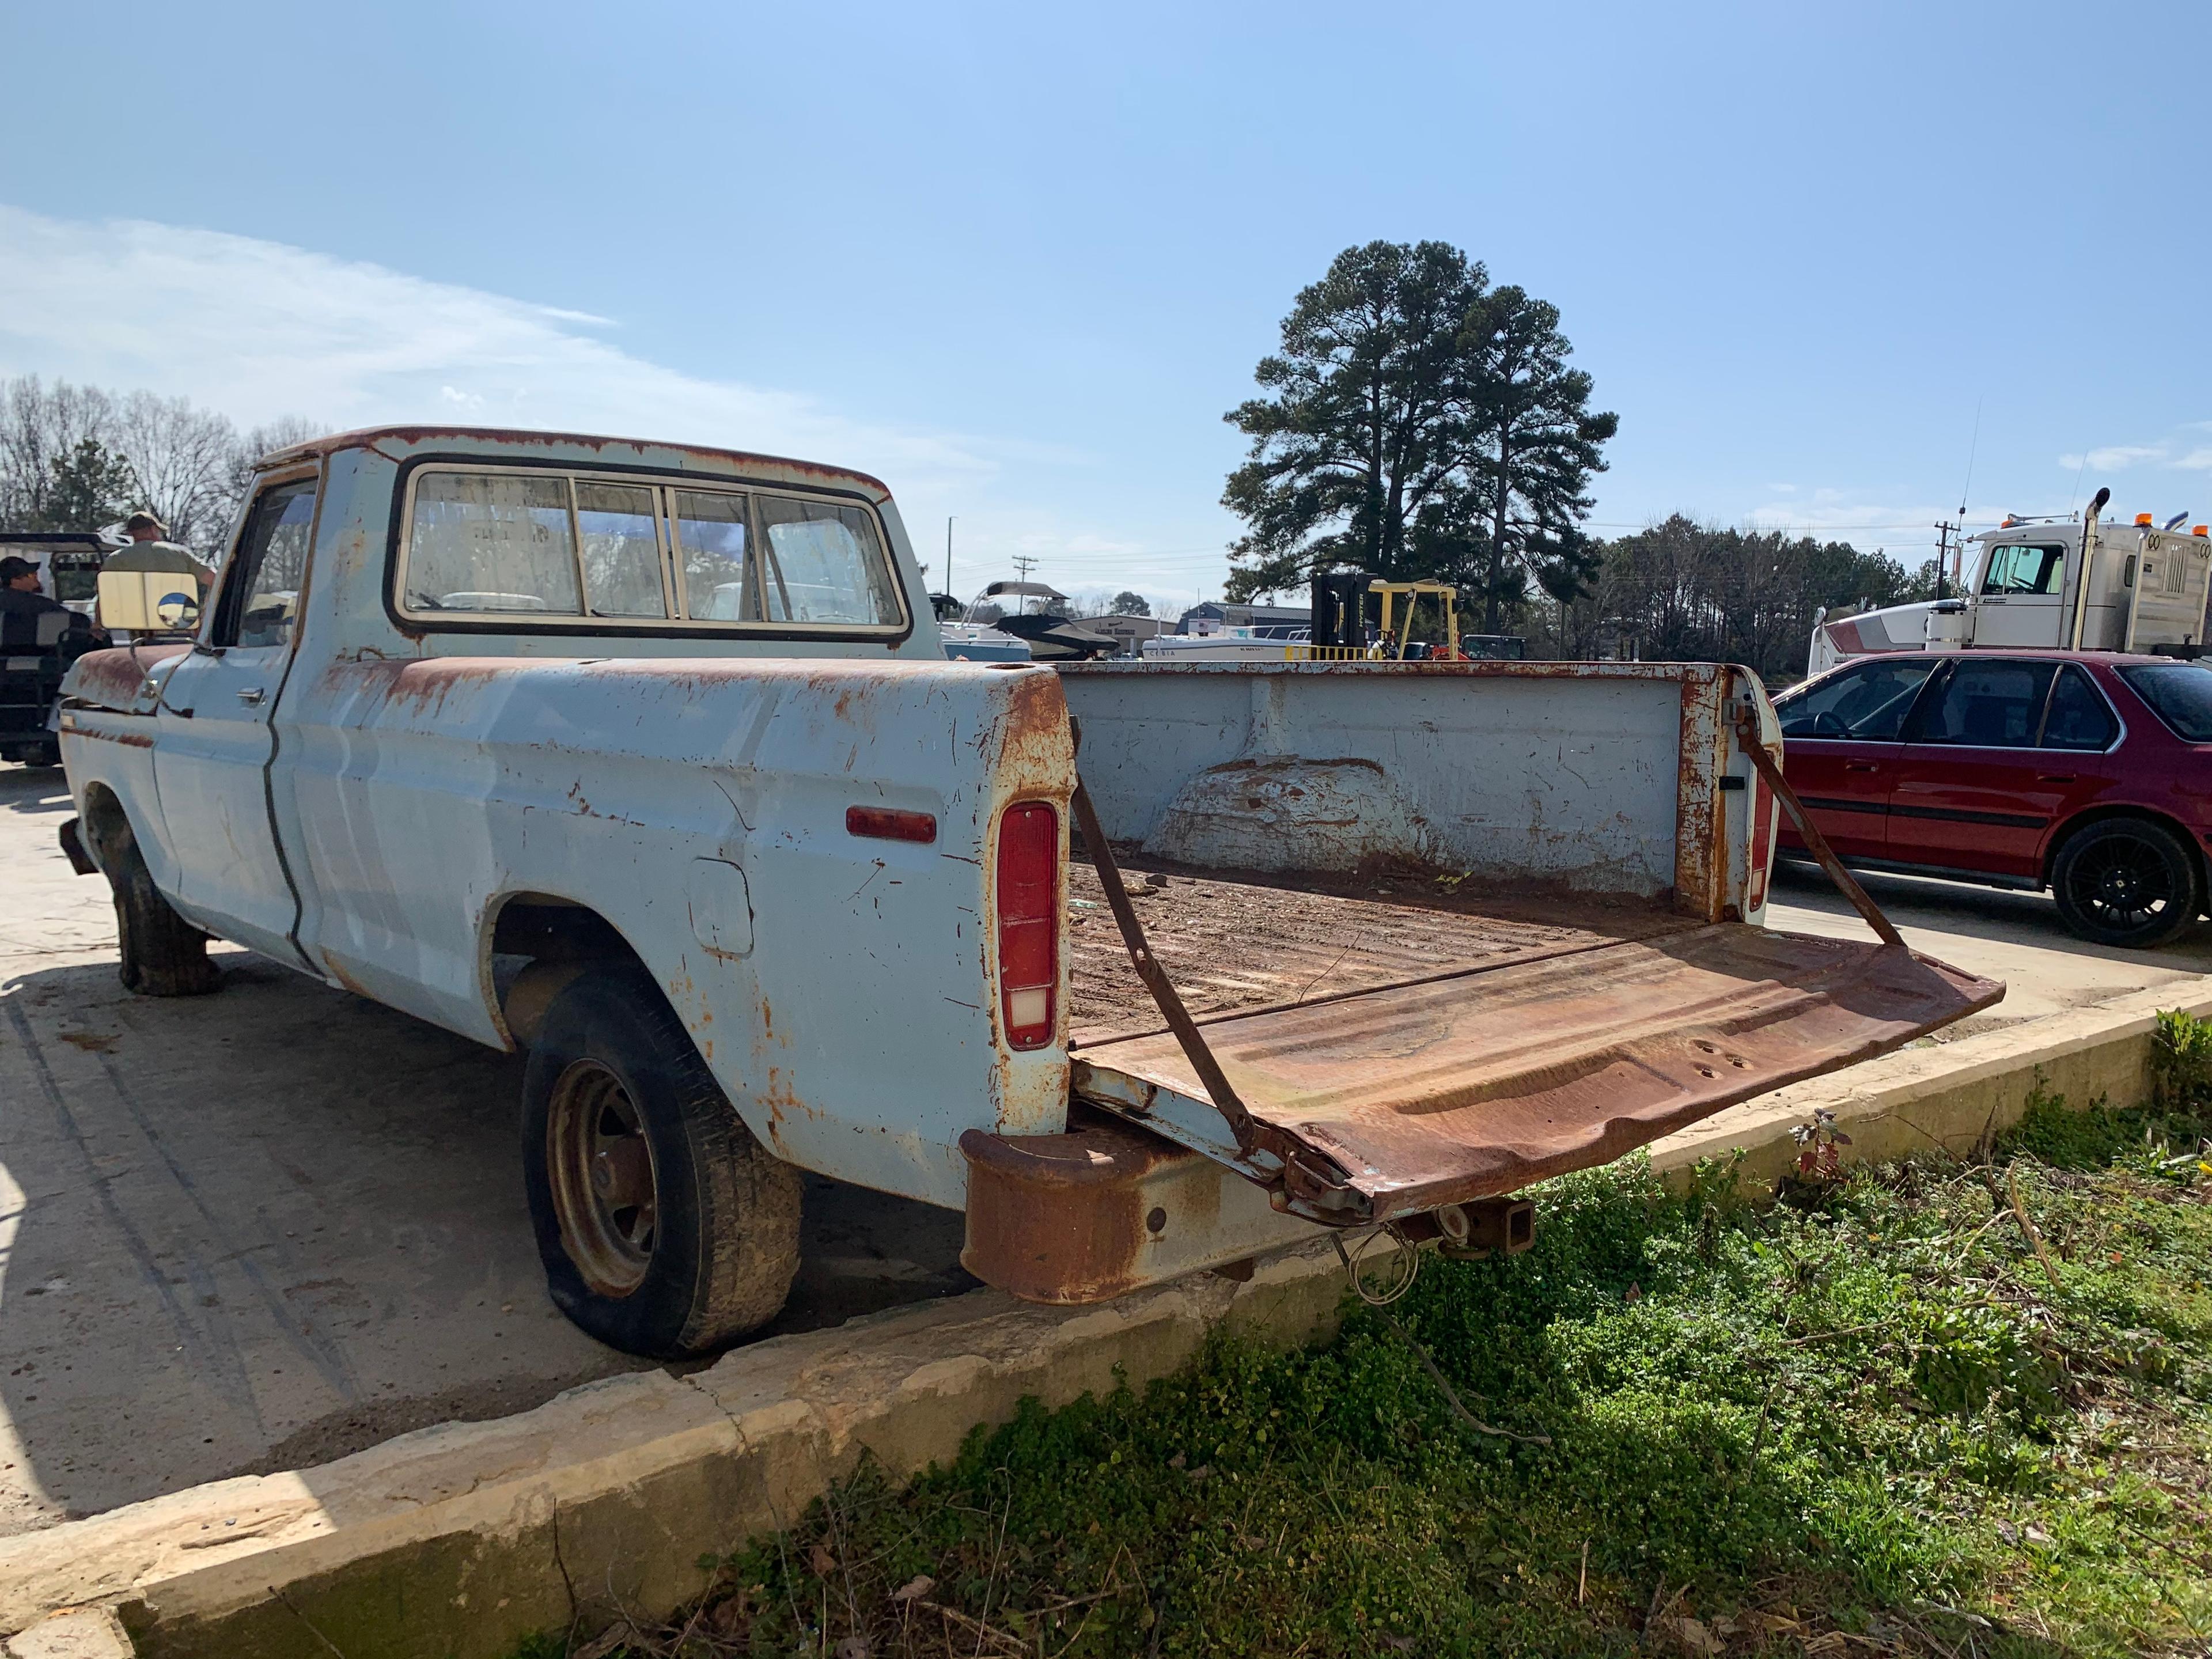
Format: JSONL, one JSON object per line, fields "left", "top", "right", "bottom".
{"left": 1809, "top": 488, "right": 2212, "bottom": 677}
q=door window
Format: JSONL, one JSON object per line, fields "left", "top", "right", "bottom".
{"left": 1775, "top": 658, "right": 1939, "bottom": 740}
{"left": 1979, "top": 544, "right": 2066, "bottom": 595}
{"left": 1912, "top": 660, "right": 2058, "bottom": 747}
{"left": 2118, "top": 661, "right": 2212, "bottom": 741}
{"left": 216, "top": 479, "right": 318, "bottom": 649}
{"left": 2040, "top": 665, "right": 2119, "bottom": 751}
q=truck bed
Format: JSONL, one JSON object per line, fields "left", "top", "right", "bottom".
{"left": 1066, "top": 861, "right": 1701, "bottom": 1043}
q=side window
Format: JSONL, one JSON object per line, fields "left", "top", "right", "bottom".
{"left": 406, "top": 473, "right": 581, "bottom": 615}
{"left": 1775, "top": 658, "right": 1938, "bottom": 740}
{"left": 756, "top": 496, "right": 904, "bottom": 625}
{"left": 575, "top": 482, "right": 665, "bottom": 618}
{"left": 672, "top": 491, "right": 752, "bottom": 620}
{"left": 1979, "top": 543, "right": 2066, "bottom": 596}
{"left": 217, "top": 479, "right": 317, "bottom": 649}
{"left": 1912, "top": 660, "right": 2058, "bottom": 747}
{"left": 2040, "top": 665, "right": 2118, "bottom": 751}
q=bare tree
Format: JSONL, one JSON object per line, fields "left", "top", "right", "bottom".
{"left": 0, "top": 376, "right": 119, "bottom": 528}
{"left": 110, "top": 391, "right": 242, "bottom": 552}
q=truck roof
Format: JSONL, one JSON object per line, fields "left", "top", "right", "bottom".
{"left": 256, "top": 424, "right": 893, "bottom": 499}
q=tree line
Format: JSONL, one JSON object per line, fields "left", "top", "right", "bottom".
{"left": 1220, "top": 240, "right": 1932, "bottom": 683}
{"left": 0, "top": 376, "right": 323, "bottom": 553}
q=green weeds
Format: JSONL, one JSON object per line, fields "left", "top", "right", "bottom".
{"left": 536, "top": 1065, "right": 2212, "bottom": 1659}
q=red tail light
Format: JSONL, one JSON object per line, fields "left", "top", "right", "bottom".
{"left": 995, "top": 802, "right": 1060, "bottom": 1050}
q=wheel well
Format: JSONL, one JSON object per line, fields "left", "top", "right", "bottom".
{"left": 2043, "top": 805, "right": 2207, "bottom": 893}
{"left": 483, "top": 892, "right": 652, "bottom": 1048}
{"left": 78, "top": 782, "right": 132, "bottom": 872}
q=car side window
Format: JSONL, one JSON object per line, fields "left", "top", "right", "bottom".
{"left": 1775, "top": 658, "right": 1939, "bottom": 740}
{"left": 2040, "top": 664, "right": 2118, "bottom": 751}
{"left": 215, "top": 479, "right": 317, "bottom": 649}
{"left": 1979, "top": 544, "right": 2066, "bottom": 596}
{"left": 1912, "top": 660, "right": 2058, "bottom": 747}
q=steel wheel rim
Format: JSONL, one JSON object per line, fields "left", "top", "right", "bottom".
{"left": 547, "top": 1059, "right": 659, "bottom": 1298}
{"left": 2066, "top": 836, "right": 2176, "bottom": 934}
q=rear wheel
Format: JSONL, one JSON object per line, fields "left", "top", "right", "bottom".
{"left": 2051, "top": 819, "right": 2202, "bottom": 949}
{"left": 86, "top": 808, "right": 220, "bottom": 996}
{"left": 521, "top": 967, "right": 801, "bottom": 1357}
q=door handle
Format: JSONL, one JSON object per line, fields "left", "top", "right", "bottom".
{"left": 236, "top": 686, "right": 266, "bottom": 706}
{"left": 1843, "top": 761, "right": 1879, "bottom": 772}
{"left": 2037, "top": 773, "right": 2075, "bottom": 783}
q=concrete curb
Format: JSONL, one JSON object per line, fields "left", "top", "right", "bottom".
{"left": 7, "top": 972, "right": 2211, "bottom": 1658}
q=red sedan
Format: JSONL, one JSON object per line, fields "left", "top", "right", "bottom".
{"left": 1772, "top": 649, "right": 2212, "bottom": 948}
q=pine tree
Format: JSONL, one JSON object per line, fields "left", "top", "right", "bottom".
{"left": 34, "top": 438, "right": 139, "bottom": 532}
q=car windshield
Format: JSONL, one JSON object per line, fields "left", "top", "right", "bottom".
{"left": 2119, "top": 661, "right": 2212, "bottom": 742}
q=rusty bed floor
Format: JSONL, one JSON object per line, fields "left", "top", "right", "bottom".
{"left": 1066, "top": 860, "right": 1703, "bottom": 1044}
{"left": 1060, "top": 859, "right": 2003, "bottom": 1222}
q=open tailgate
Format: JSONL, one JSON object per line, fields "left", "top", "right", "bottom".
{"left": 1071, "top": 925, "right": 2001, "bottom": 1224}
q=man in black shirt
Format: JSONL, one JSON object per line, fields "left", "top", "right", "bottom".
{"left": 0, "top": 556, "right": 68, "bottom": 647}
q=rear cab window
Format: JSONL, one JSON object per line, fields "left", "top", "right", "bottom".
{"left": 394, "top": 464, "right": 908, "bottom": 637}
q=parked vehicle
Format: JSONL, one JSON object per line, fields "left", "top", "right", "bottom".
{"left": 1809, "top": 490, "right": 2212, "bottom": 677}
{"left": 929, "top": 592, "right": 1032, "bottom": 663}
{"left": 1774, "top": 647, "right": 2212, "bottom": 947}
{"left": 55, "top": 426, "right": 1997, "bottom": 1357}
{"left": 1, "top": 532, "right": 112, "bottom": 766}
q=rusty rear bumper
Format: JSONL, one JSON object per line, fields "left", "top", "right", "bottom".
{"left": 959, "top": 1109, "right": 1322, "bottom": 1304}
{"left": 1069, "top": 925, "right": 2001, "bottom": 1225}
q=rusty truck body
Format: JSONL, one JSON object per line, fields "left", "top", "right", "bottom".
{"left": 53, "top": 427, "right": 1998, "bottom": 1357}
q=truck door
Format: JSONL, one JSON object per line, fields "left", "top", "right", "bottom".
{"left": 152, "top": 476, "right": 317, "bottom": 965}
{"left": 1774, "top": 656, "right": 1940, "bottom": 861}
{"left": 1971, "top": 540, "right": 2069, "bottom": 647}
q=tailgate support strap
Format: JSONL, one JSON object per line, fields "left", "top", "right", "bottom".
{"left": 1070, "top": 777, "right": 1259, "bottom": 1153}
{"left": 1733, "top": 711, "right": 1906, "bottom": 950}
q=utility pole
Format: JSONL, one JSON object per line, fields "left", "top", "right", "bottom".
{"left": 945, "top": 517, "right": 954, "bottom": 600}
{"left": 1933, "top": 521, "right": 1955, "bottom": 603}
{"left": 1012, "top": 554, "right": 1038, "bottom": 583}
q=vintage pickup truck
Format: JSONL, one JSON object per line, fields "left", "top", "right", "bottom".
{"left": 54, "top": 426, "right": 2000, "bottom": 1357}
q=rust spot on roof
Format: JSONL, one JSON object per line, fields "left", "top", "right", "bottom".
{"left": 255, "top": 424, "right": 891, "bottom": 498}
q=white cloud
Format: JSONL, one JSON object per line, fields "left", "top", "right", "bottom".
{"left": 2056, "top": 444, "right": 2171, "bottom": 471}
{"left": 2176, "top": 448, "right": 2212, "bottom": 471}
{"left": 0, "top": 202, "right": 997, "bottom": 499}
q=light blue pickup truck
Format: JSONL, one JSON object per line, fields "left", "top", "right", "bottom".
{"left": 54, "top": 426, "right": 1998, "bottom": 1356}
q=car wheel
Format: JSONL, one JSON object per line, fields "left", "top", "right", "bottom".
{"left": 2051, "top": 819, "right": 2202, "bottom": 949}
{"left": 521, "top": 965, "right": 801, "bottom": 1357}
{"left": 85, "top": 808, "right": 221, "bottom": 996}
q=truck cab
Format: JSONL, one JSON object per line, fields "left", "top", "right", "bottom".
{"left": 1810, "top": 502, "right": 2212, "bottom": 676}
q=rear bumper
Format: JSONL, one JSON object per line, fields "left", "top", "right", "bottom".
{"left": 959, "top": 1108, "right": 1320, "bottom": 1303}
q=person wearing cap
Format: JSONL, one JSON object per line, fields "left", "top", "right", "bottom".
{"left": 97, "top": 512, "right": 215, "bottom": 632}
{"left": 0, "top": 555, "right": 69, "bottom": 647}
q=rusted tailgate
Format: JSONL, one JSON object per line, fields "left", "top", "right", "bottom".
{"left": 1071, "top": 926, "right": 2001, "bottom": 1223}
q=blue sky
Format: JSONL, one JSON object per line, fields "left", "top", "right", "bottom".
{"left": 3, "top": 1, "right": 2209, "bottom": 611}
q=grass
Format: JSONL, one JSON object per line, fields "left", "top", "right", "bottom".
{"left": 525, "top": 1043, "right": 2212, "bottom": 1659}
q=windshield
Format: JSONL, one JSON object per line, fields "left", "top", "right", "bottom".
{"left": 2119, "top": 661, "right": 2212, "bottom": 742}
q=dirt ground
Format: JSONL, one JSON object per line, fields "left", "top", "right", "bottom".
{"left": 0, "top": 764, "right": 973, "bottom": 1536}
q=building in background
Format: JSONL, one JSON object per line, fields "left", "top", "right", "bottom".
{"left": 1082, "top": 612, "right": 1171, "bottom": 656}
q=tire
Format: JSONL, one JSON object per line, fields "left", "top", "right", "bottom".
{"left": 2051, "top": 818, "right": 2203, "bottom": 949}
{"left": 86, "top": 809, "right": 221, "bottom": 996}
{"left": 521, "top": 966, "right": 801, "bottom": 1357}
